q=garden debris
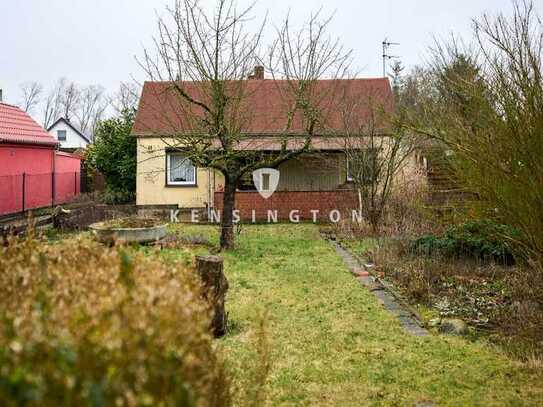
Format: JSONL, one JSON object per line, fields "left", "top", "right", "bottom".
{"left": 439, "top": 318, "right": 469, "bottom": 336}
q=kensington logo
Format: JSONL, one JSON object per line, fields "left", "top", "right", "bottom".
{"left": 252, "top": 168, "right": 280, "bottom": 199}
{"left": 169, "top": 166, "right": 363, "bottom": 224}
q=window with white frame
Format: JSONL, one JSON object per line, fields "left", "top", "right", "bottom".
{"left": 166, "top": 152, "right": 196, "bottom": 186}
{"left": 57, "top": 130, "right": 67, "bottom": 141}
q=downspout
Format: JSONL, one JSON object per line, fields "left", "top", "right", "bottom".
{"left": 207, "top": 168, "right": 211, "bottom": 219}
{"left": 207, "top": 168, "right": 216, "bottom": 220}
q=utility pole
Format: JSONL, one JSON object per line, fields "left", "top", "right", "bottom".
{"left": 382, "top": 39, "right": 400, "bottom": 77}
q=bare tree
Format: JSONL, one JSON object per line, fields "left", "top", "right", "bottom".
{"left": 140, "top": 0, "right": 350, "bottom": 249}
{"left": 60, "top": 81, "right": 80, "bottom": 122}
{"left": 42, "top": 78, "right": 79, "bottom": 127}
{"left": 110, "top": 82, "right": 141, "bottom": 115}
{"left": 19, "top": 82, "right": 43, "bottom": 114}
{"left": 42, "top": 78, "right": 107, "bottom": 136}
{"left": 75, "top": 85, "right": 108, "bottom": 137}
{"left": 341, "top": 96, "right": 416, "bottom": 233}
{"left": 42, "top": 78, "right": 66, "bottom": 128}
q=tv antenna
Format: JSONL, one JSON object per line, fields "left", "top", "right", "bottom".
{"left": 382, "top": 39, "right": 400, "bottom": 77}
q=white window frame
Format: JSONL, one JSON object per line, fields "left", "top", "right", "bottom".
{"left": 166, "top": 152, "right": 197, "bottom": 186}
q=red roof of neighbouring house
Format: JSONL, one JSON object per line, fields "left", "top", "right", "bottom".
{"left": 0, "top": 103, "right": 58, "bottom": 146}
{"left": 132, "top": 78, "right": 394, "bottom": 144}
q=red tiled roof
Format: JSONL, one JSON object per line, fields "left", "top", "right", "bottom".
{"left": 132, "top": 78, "right": 394, "bottom": 142}
{"left": 0, "top": 103, "right": 58, "bottom": 146}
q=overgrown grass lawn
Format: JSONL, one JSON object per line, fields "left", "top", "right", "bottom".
{"left": 168, "top": 224, "right": 541, "bottom": 406}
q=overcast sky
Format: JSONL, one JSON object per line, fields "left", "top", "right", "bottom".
{"left": 1, "top": 0, "right": 539, "bottom": 117}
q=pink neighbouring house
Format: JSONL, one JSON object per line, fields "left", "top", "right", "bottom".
{"left": 0, "top": 102, "right": 82, "bottom": 216}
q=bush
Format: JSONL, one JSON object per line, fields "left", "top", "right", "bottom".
{"left": 0, "top": 231, "right": 230, "bottom": 406}
{"left": 86, "top": 109, "right": 136, "bottom": 203}
{"left": 410, "top": 219, "right": 519, "bottom": 264}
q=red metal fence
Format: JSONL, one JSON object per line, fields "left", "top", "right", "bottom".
{"left": 0, "top": 171, "right": 80, "bottom": 216}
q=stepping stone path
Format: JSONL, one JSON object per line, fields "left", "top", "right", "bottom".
{"left": 328, "top": 238, "right": 429, "bottom": 337}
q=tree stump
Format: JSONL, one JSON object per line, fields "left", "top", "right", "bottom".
{"left": 196, "top": 255, "right": 229, "bottom": 337}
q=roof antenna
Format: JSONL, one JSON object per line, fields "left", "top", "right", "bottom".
{"left": 382, "top": 39, "right": 400, "bottom": 77}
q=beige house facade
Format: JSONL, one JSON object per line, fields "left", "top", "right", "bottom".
{"left": 132, "top": 75, "right": 423, "bottom": 220}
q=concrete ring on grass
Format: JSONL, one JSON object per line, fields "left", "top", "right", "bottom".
{"left": 89, "top": 219, "right": 168, "bottom": 244}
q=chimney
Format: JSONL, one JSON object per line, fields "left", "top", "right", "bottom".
{"left": 249, "top": 65, "right": 265, "bottom": 80}
{"left": 0, "top": 89, "right": 3, "bottom": 102}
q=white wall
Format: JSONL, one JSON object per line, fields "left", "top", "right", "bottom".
{"left": 48, "top": 121, "right": 89, "bottom": 149}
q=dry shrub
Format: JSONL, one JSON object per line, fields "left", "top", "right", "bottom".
{"left": 373, "top": 238, "right": 512, "bottom": 321}
{"left": 499, "top": 264, "right": 543, "bottom": 353}
{"left": 0, "top": 230, "right": 230, "bottom": 406}
{"left": 332, "top": 218, "right": 375, "bottom": 240}
{"left": 383, "top": 181, "right": 439, "bottom": 238}
{"left": 374, "top": 236, "right": 543, "bottom": 356}
{"left": 371, "top": 241, "right": 433, "bottom": 303}
{"left": 332, "top": 177, "right": 439, "bottom": 242}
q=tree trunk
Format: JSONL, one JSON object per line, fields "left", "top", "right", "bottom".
{"left": 220, "top": 177, "right": 236, "bottom": 250}
{"left": 196, "top": 255, "right": 229, "bottom": 337}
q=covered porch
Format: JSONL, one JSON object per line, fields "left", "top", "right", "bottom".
{"left": 214, "top": 153, "right": 359, "bottom": 221}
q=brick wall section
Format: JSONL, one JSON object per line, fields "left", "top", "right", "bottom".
{"left": 214, "top": 190, "right": 358, "bottom": 221}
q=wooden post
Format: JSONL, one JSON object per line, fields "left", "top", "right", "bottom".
{"left": 21, "top": 172, "right": 26, "bottom": 212}
{"left": 196, "top": 255, "right": 229, "bottom": 337}
{"left": 51, "top": 172, "right": 55, "bottom": 206}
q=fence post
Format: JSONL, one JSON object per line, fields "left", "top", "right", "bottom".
{"left": 51, "top": 172, "right": 55, "bottom": 207}
{"left": 22, "top": 172, "right": 26, "bottom": 213}
{"left": 74, "top": 172, "right": 77, "bottom": 195}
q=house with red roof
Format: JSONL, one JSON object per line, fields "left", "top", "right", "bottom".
{"left": 132, "top": 68, "right": 420, "bottom": 220}
{"left": 0, "top": 102, "right": 81, "bottom": 216}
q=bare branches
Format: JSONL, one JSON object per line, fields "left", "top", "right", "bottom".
{"left": 266, "top": 10, "right": 352, "bottom": 140}
{"left": 42, "top": 78, "right": 66, "bottom": 128}
{"left": 399, "top": 0, "right": 543, "bottom": 261}
{"left": 61, "top": 81, "right": 80, "bottom": 122}
{"left": 110, "top": 82, "right": 141, "bottom": 115}
{"left": 19, "top": 82, "right": 43, "bottom": 114}
{"left": 139, "top": 0, "right": 263, "bottom": 85}
{"left": 269, "top": 9, "right": 351, "bottom": 82}
{"left": 40, "top": 78, "right": 108, "bottom": 136}
{"left": 74, "top": 85, "right": 108, "bottom": 136}
{"left": 341, "top": 95, "right": 416, "bottom": 232}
